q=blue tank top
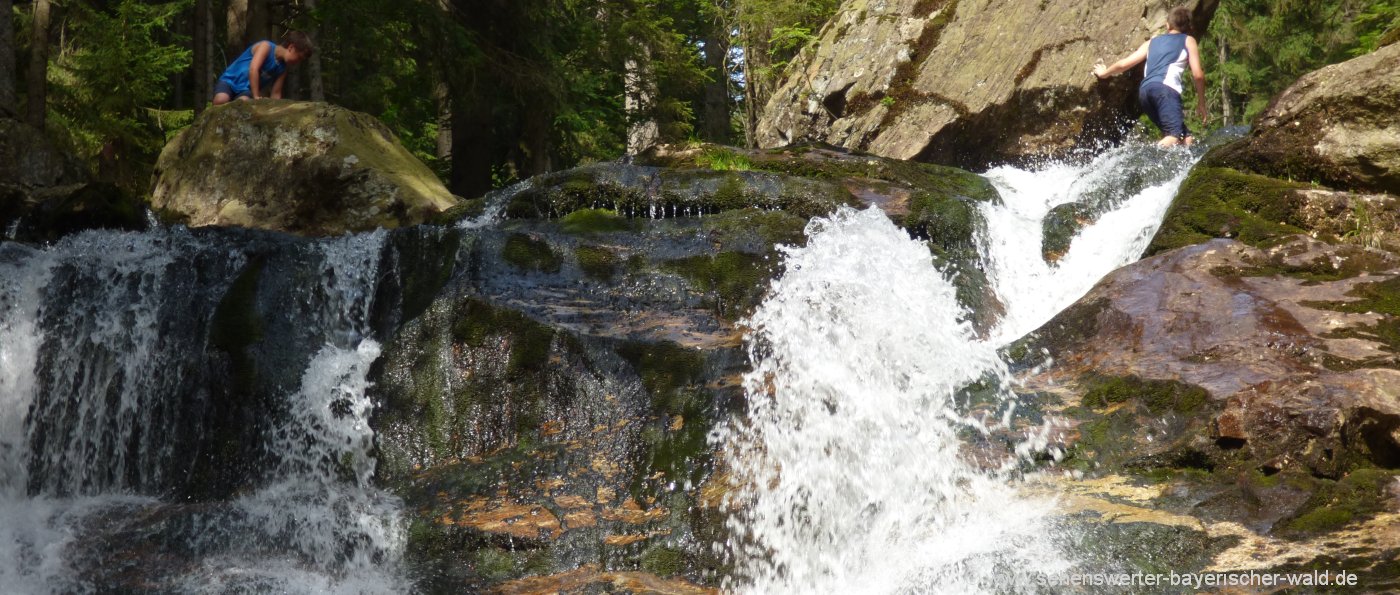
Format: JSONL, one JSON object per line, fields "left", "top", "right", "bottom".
{"left": 217, "top": 40, "right": 287, "bottom": 96}
{"left": 1141, "top": 33, "right": 1189, "bottom": 93}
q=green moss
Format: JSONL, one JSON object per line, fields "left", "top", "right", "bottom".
{"left": 388, "top": 229, "right": 461, "bottom": 324}
{"left": 1079, "top": 374, "right": 1210, "bottom": 414}
{"left": 209, "top": 258, "right": 266, "bottom": 392}
{"left": 1304, "top": 276, "right": 1400, "bottom": 357}
{"left": 640, "top": 546, "right": 687, "bottom": 577}
{"left": 661, "top": 251, "right": 773, "bottom": 319}
{"left": 617, "top": 341, "right": 712, "bottom": 493}
{"left": 574, "top": 245, "right": 619, "bottom": 281}
{"left": 559, "top": 208, "right": 635, "bottom": 234}
{"left": 1212, "top": 248, "right": 1397, "bottom": 285}
{"left": 695, "top": 147, "right": 753, "bottom": 171}
{"left": 1285, "top": 469, "right": 1396, "bottom": 534}
{"left": 1041, "top": 202, "right": 1091, "bottom": 261}
{"left": 431, "top": 197, "right": 486, "bottom": 225}
{"left": 1147, "top": 166, "right": 1311, "bottom": 255}
{"left": 700, "top": 208, "right": 808, "bottom": 248}
{"left": 617, "top": 341, "right": 706, "bottom": 412}
{"left": 502, "top": 233, "right": 563, "bottom": 273}
{"left": 450, "top": 299, "right": 556, "bottom": 380}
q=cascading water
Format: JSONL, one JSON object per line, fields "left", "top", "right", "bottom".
{"left": 717, "top": 142, "right": 1202, "bottom": 593}
{"left": 981, "top": 146, "right": 1200, "bottom": 344}
{"left": 0, "top": 227, "right": 406, "bottom": 593}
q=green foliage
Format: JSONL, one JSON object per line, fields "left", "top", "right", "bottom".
{"left": 45, "top": 0, "right": 192, "bottom": 191}
{"left": 1197, "top": 0, "right": 1400, "bottom": 128}
{"left": 695, "top": 146, "right": 753, "bottom": 171}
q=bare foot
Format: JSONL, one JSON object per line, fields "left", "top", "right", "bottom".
{"left": 1183, "top": 136, "right": 1195, "bottom": 147}
{"left": 1157, "top": 136, "right": 1181, "bottom": 148}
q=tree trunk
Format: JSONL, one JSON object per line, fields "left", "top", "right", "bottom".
{"left": 26, "top": 0, "right": 50, "bottom": 129}
{"left": 1219, "top": 38, "right": 1231, "bottom": 128}
{"left": 624, "top": 46, "right": 660, "bottom": 155}
{"left": 435, "top": 81, "right": 451, "bottom": 160}
{"left": 522, "top": 106, "right": 551, "bottom": 176}
{"left": 0, "top": 0, "right": 15, "bottom": 116}
{"left": 740, "top": 27, "right": 762, "bottom": 148}
{"left": 305, "top": 0, "right": 324, "bottom": 101}
{"left": 700, "top": 27, "right": 731, "bottom": 144}
{"left": 248, "top": 0, "right": 270, "bottom": 45}
{"left": 450, "top": 97, "right": 495, "bottom": 200}
{"left": 194, "top": 0, "right": 211, "bottom": 113}
{"left": 226, "top": 0, "right": 248, "bottom": 58}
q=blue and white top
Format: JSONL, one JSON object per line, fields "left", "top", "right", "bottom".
{"left": 1142, "top": 33, "right": 1189, "bottom": 93}
{"left": 217, "top": 40, "right": 287, "bottom": 97}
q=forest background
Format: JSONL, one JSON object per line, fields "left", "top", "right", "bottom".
{"left": 1, "top": 0, "right": 1397, "bottom": 199}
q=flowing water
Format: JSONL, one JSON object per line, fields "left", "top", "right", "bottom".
{"left": 0, "top": 141, "right": 1200, "bottom": 593}
{"left": 718, "top": 143, "right": 1200, "bottom": 593}
{"left": 0, "top": 228, "right": 405, "bottom": 593}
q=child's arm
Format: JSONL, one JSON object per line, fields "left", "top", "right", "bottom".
{"left": 248, "top": 41, "right": 273, "bottom": 98}
{"left": 1186, "top": 36, "right": 1208, "bottom": 123}
{"left": 272, "top": 73, "right": 287, "bottom": 99}
{"left": 1093, "top": 40, "right": 1150, "bottom": 79}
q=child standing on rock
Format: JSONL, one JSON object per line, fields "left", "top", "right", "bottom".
{"left": 1093, "top": 7, "right": 1209, "bottom": 148}
{"left": 213, "top": 32, "right": 315, "bottom": 105}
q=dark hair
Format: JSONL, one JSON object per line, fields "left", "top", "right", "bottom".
{"left": 1168, "top": 7, "right": 1193, "bottom": 35}
{"left": 282, "top": 31, "right": 316, "bottom": 56}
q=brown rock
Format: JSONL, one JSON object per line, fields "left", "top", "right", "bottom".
{"left": 757, "top": 0, "right": 1218, "bottom": 169}
{"left": 1208, "top": 43, "right": 1400, "bottom": 195}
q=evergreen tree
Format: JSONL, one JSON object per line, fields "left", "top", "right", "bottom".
{"left": 46, "top": 0, "right": 191, "bottom": 188}
{"left": 1, "top": 0, "right": 15, "bottom": 116}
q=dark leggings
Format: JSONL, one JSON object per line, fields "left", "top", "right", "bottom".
{"left": 1139, "top": 82, "right": 1187, "bottom": 139}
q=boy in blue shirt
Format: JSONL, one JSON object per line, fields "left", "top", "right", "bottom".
{"left": 212, "top": 31, "right": 314, "bottom": 105}
{"left": 1092, "top": 8, "right": 1209, "bottom": 148}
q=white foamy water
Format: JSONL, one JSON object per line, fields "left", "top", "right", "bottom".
{"left": 719, "top": 143, "right": 1200, "bottom": 593}
{"left": 716, "top": 207, "right": 1070, "bottom": 594}
{"left": 0, "top": 228, "right": 405, "bottom": 593}
{"left": 981, "top": 146, "right": 1199, "bottom": 344}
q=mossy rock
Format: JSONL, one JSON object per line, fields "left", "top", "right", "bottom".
{"left": 1281, "top": 469, "right": 1398, "bottom": 535}
{"left": 151, "top": 101, "right": 458, "bottom": 236}
{"left": 1079, "top": 374, "right": 1210, "bottom": 415}
{"left": 661, "top": 251, "right": 774, "bottom": 320}
{"left": 1146, "top": 166, "right": 1310, "bottom": 255}
{"left": 502, "top": 233, "right": 563, "bottom": 274}
{"left": 559, "top": 208, "right": 636, "bottom": 234}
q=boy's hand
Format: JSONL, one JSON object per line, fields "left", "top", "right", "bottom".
{"left": 1196, "top": 103, "right": 1209, "bottom": 124}
{"left": 1093, "top": 63, "right": 1110, "bottom": 79}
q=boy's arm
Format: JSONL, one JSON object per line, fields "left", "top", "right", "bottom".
{"left": 1094, "top": 40, "right": 1150, "bottom": 79}
{"left": 1186, "top": 36, "right": 1209, "bottom": 123}
{"left": 272, "top": 73, "right": 286, "bottom": 99}
{"left": 248, "top": 41, "right": 272, "bottom": 98}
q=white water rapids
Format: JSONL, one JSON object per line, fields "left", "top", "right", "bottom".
{"left": 718, "top": 143, "right": 1199, "bottom": 593}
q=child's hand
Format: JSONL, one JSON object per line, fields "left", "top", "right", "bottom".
{"left": 1093, "top": 63, "right": 1110, "bottom": 79}
{"left": 1196, "top": 103, "right": 1209, "bottom": 124}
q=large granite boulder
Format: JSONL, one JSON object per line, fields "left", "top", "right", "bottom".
{"left": 150, "top": 101, "right": 459, "bottom": 236}
{"left": 1209, "top": 42, "right": 1400, "bottom": 195}
{"left": 756, "top": 0, "right": 1218, "bottom": 169}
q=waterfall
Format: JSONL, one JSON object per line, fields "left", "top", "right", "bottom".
{"left": 0, "top": 227, "right": 406, "bottom": 593}
{"left": 981, "top": 146, "right": 1199, "bottom": 344}
{"left": 718, "top": 143, "right": 1201, "bottom": 593}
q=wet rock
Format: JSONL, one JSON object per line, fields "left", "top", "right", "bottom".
{"left": 1208, "top": 43, "right": 1400, "bottom": 196}
{"left": 0, "top": 116, "right": 89, "bottom": 190}
{"left": 1015, "top": 236, "right": 1400, "bottom": 538}
{"left": 0, "top": 117, "right": 147, "bottom": 243}
{"left": 756, "top": 0, "right": 1218, "bottom": 169}
{"left": 150, "top": 101, "right": 459, "bottom": 236}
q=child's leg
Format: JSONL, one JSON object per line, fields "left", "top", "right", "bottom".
{"left": 212, "top": 92, "right": 233, "bottom": 105}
